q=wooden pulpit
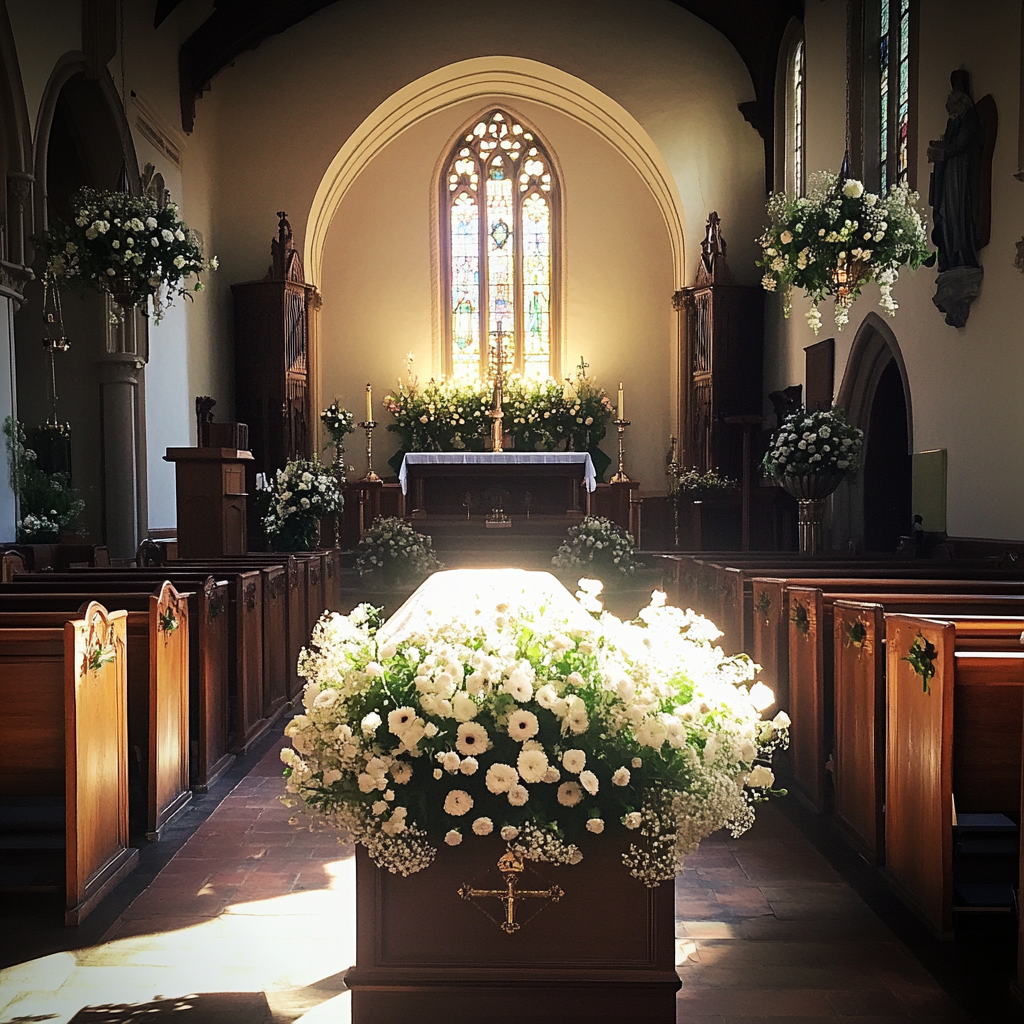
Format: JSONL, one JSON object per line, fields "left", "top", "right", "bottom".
{"left": 164, "top": 447, "right": 253, "bottom": 558}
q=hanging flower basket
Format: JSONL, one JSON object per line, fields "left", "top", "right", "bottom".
{"left": 39, "top": 187, "right": 217, "bottom": 324}
{"left": 758, "top": 170, "right": 934, "bottom": 334}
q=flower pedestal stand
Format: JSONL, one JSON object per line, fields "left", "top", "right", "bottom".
{"left": 344, "top": 833, "right": 680, "bottom": 1024}
{"left": 778, "top": 474, "right": 843, "bottom": 557}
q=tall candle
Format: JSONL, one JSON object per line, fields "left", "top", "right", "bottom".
{"left": 617, "top": 382, "right": 624, "bottom": 421}
{"left": 365, "top": 383, "right": 373, "bottom": 422}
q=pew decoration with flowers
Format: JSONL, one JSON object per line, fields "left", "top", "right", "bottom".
{"left": 758, "top": 169, "right": 933, "bottom": 335}
{"left": 39, "top": 186, "right": 217, "bottom": 324}
{"left": 280, "top": 580, "right": 789, "bottom": 887}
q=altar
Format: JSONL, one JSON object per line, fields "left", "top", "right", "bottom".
{"left": 398, "top": 452, "right": 597, "bottom": 515}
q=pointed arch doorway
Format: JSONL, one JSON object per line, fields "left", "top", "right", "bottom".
{"left": 835, "top": 313, "right": 913, "bottom": 554}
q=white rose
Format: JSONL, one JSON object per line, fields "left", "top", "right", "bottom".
{"left": 452, "top": 692, "right": 478, "bottom": 722}
{"left": 612, "top": 767, "right": 630, "bottom": 786}
{"left": 579, "top": 770, "right": 599, "bottom": 796}
{"left": 485, "top": 763, "right": 518, "bottom": 794}
{"left": 586, "top": 818, "right": 605, "bottom": 834}
{"left": 746, "top": 766, "right": 775, "bottom": 789}
{"left": 500, "top": 825, "right": 519, "bottom": 841}
{"left": 459, "top": 756, "right": 479, "bottom": 776}
{"left": 623, "top": 811, "right": 642, "bottom": 829}
{"left": 441, "top": 751, "right": 461, "bottom": 773}
{"left": 507, "top": 784, "right": 529, "bottom": 806}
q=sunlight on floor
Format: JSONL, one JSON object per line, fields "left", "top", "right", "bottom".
{"left": 0, "top": 858, "right": 356, "bottom": 1024}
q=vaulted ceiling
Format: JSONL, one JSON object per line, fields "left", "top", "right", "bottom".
{"left": 161, "top": 0, "right": 803, "bottom": 181}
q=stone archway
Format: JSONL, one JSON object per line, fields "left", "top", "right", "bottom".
{"left": 834, "top": 312, "right": 914, "bottom": 552}
{"left": 15, "top": 54, "right": 148, "bottom": 557}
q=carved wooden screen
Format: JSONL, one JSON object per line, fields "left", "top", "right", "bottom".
{"left": 442, "top": 109, "right": 560, "bottom": 382}
{"left": 690, "top": 289, "right": 713, "bottom": 472}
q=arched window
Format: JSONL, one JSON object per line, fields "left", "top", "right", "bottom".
{"left": 774, "top": 21, "right": 806, "bottom": 196}
{"left": 441, "top": 109, "right": 560, "bottom": 382}
{"left": 878, "top": 0, "right": 914, "bottom": 192}
{"left": 791, "top": 40, "right": 806, "bottom": 195}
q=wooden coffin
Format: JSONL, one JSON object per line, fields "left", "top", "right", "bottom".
{"left": 345, "top": 833, "right": 680, "bottom": 1024}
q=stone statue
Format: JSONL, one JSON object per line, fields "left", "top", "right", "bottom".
{"left": 928, "top": 71, "right": 985, "bottom": 327}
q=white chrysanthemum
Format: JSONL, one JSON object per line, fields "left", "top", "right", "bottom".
{"left": 472, "top": 816, "right": 494, "bottom": 836}
{"left": 586, "top": 818, "right": 605, "bottom": 834}
{"left": 388, "top": 707, "right": 417, "bottom": 735}
{"left": 444, "top": 789, "right": 473, "bottom": 816}
{"left": 391, "top": 762, "right": 412, "bottom": 784}
{"left": 623, "top": 811, "right": 641, "bottom": 829}
{"left": 459, "top": 756, "right": 479, "bottom": 775}
{"left": 542, "top": 765, "right": 561, "bottom": 784}
{"left": 455, "top": 721, "right": 490, "bottom": 755}
{"left": 562, "top": 749, "right": 586, "bottom": 774}
{"left": 485, "top": 763, "right": 519, "bottom": 794}
{"left": 612, "top": 767, "right": 630, "bottom": 786}
{"left": 507, "top": 784, "right": 529, "bottom": 806}
{"left": 535, "top": 683, "right": 558, "bottom": 708}
{"left": 557, "top": 781, "right": 583, "bottom": 807}
{"left": 440, "top": 751, "right": 461, "bottom": 773}
{"left": 746, "top": 766, "right": 775, "bottom": 788}
{"left": 507, "top": 709, "right": 539, "bottom": 742}
{"left": 579, "top": 770, "right": 599, "bottom": 796}
{"left": 517, "top": 748, "right": 549, "bottom": 783}
{"left": 444, "top": 829, "right": 462, "bottom": 846}
{"left": 631, "top": 757, "right": 643, "bottom": 769}
{"left": 563, "top": 697, "right": 589, "bottom": 735}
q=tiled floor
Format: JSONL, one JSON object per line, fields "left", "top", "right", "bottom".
{"left": 0, "top": 734, "right": 1014, "bottom": 1023}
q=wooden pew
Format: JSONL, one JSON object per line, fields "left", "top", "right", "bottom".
{"left": 0, "top": 602, "right": 138, "bottom": 924}
{"left": 833, "top": 604, "right": 1024, "bottom": 864}
{"left": 885, "top": 614, "right": 1024, "bottom": 937}
{"left": 0, "top": 577, "right": 232, "bottom": 793}
{"left": 6, "top": 569, "right": 269, "bottom": 753}
{"left": 785, "top": 589, "right": 1024, "bottom": 813}
{"left": 753, "top": 576, "right": 1024, "bottom": 711}
{"left": 0, "top": 583, "right": 192, "bottom": 839}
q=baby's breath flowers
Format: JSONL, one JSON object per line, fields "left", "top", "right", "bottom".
{"left": 281, "top": 573, "right": 789, "bottom": 885}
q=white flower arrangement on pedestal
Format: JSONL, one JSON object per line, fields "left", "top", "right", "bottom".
{"left": 354, "top": 517, "right": 443, "bottom": 583}
{"left": 280, "top": 573, "right": 789, "bottom": 886}
{"left": 261, "top": 457, "right": 342, "bottom": 552}
{"left": 763, "top": 407, "right": 864, "bottom": 483}
{"left": 758, "top": 170, "right": 933, "bottom": 334}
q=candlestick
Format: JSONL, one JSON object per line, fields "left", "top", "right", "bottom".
{"left": 365, "top": 383, "right": 373, "bottom": 423}
{"left": 610, "top": 417, "right": 631, "bottom": 483}
{"left": 617, "top": 383, "right": 624, "bottom": 421}
{"left": 357, "top": 419, "right": 380, "bottom": 482}
{"left": 333, "top": 439, "right": 346, "bottom": 549}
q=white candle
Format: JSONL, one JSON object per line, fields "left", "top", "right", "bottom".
{"left": 617, "top": 383, "right": 624, "bottom": 421}
{"left": 365, "top": 383, "right": 373, "bottom": 422}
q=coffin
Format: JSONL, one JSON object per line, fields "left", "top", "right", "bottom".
{"left": 345, "top": 831, "right": 680, "bottom": 1023}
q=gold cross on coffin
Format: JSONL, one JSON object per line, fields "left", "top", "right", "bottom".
{"left": 458, "top": 851, "right": 564, "bottom": 934}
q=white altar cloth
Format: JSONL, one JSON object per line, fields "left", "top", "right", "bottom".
{"left": 377, "top": 568, "right": 593, "bottom": 642}
{"left": 398, "top": 451, "right": 597, "bottom": 494}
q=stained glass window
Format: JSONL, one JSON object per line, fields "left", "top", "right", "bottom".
{"left": 442, "top": 110, "right": 559, "bottom": 382}
{"left": 878, "top": 0, "right": 914, "bottom": 193}
{"left": 792, "top": 41, "right": 805, "bottom": 196}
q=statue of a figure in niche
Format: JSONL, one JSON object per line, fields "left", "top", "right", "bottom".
{"left": 927, "top": 70, "right": 993, "bottom": 328}
{"left": 928, "top": 73, "right": 983, "bottom": 272}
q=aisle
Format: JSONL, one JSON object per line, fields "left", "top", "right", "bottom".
{"left": 0, "top": 735, "right": 973, "bottom": 1023}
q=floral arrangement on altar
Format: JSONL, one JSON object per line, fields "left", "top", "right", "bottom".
{"left": 260, "top": 458, "right": 342, "bottom": 552}
{"left": 762, "top": 407, "right": 864, "bottom": 484}
{"left": 354, "top": 516, "right": 443, "bottom": 582}
{"left": 758, "top": 170, "right": 932, "bottom": 334}
{"left": 40, "top": 187, "right": 217, "bottom": 323}
{"left": 382, "top": 358, "right": 613, "bottom": 465}
{"left": 3, "top": 416, "right": 84, "bottom": 542}
{"left": 320, "top": 401, "right": 356, "bottom": 449}
{"left": 280, "top": 576, "right": 789, "bottom": 885}
{"left": 552, "top": 516, "right": 642, "bottom": 576}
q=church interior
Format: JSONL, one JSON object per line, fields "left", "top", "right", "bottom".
{"left": 0, "top": 1, "right": 1023, "bottom": 1021}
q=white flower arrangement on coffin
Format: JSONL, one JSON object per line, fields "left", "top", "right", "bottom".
{"left": 757, "top": 169, "right": 934, "bottom": 334}
{"left": 552, "top": 515, "right": 642, "bottom": 576}
{"left": 280, "top": 570, "right": 789, "bottom": 886}
{"left": 40, "top": 186, "right": 217, "bottom": 324}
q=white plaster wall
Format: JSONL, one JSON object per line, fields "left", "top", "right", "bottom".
{"left": 321, "top": 97, "right": 673, "bottom": 488}
{"left": 765, "top": 0, "right": 1024, "bottom": 540}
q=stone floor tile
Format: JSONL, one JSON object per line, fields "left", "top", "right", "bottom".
{"left": 826, "top": 990, "right": 910, "bottom": 1016}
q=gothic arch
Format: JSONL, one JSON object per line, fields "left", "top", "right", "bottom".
{"left": 834, "top": 311, "right": 914, "bottom": 551}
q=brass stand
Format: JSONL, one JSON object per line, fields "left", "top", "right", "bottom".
{"left": 358, "top": 421, "right": 380, "bottom": 482}
{"left": 610, "top": 418, "right": 631, "bottom": 483}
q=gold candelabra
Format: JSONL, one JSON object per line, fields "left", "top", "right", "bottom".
{"left": 357, "top": 421, "right": 380, "bottom": 482}
{"left": 610, "top": 418, "right": 631, "bottom": 483}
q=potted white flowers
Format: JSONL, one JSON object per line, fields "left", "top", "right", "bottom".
{"left": 281, "top": 569, "right": 788, "bottom": 1021}
{"left": 552, "top": 515, "right": 642, "bottom": 576}
{"left": 40, "top": 186, "right": 216, "bottom": 323}
{"left": 353, "top": 516, "right": 443, "bottom": 583}
{"left": 758, "top": 169, "right": 933, "bottom": 334}
{"left": 260, "top": 458, "right": 342, "bottom": 552}
{"left": 763, "top": 407, "right": 864, "bottom": 553}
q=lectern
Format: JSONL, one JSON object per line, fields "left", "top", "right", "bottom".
{"left": 164, "top": 447, "right": 253, "bottom": 558}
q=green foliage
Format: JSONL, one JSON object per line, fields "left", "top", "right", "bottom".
{"left": 3, "top": 417, "right": 84, "bottom": 542}
{"left": 791, "top": 600, "right": 810, "bottom": 635}
{"left": 903, "top": 632, "right": 938, "bottom": 693}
